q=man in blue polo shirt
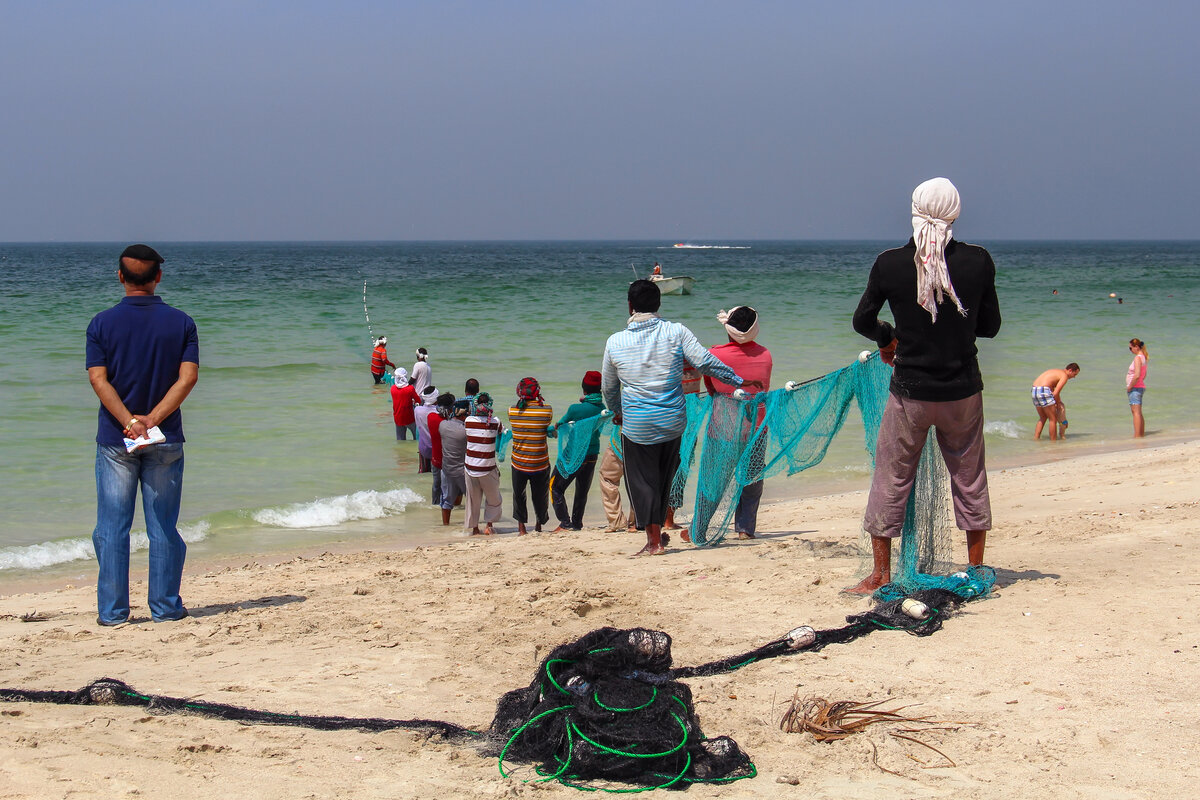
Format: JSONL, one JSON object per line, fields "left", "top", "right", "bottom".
{"left": 85, "top": 244, "right": 199, "bottom": 626}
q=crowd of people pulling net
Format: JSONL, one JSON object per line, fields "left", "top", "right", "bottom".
{"left": 549, "top": 352, "right": 996, "bottom": 602}
{"left": 2, "top": 587, "right": 985, "bottom": 793}
{"left": 2, "top": 352, "right": 1000, "bottom": 791}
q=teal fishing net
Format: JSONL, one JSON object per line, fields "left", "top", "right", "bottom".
{"left": 546, "top": 352, "right": 992, "bottom": 600}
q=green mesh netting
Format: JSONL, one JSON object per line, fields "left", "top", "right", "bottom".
{"left": 545, "top": 352, "right": 992, "bottom": 599}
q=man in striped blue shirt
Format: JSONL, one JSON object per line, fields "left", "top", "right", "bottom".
{"left": 601, "top": 280, "right": 747, "bottom": 555}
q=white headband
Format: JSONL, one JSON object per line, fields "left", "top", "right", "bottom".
{"left": 717, "top": 307, "right": 759, "bottom": 344}
{"left": 911, "top": 177, "right": 966, "bottom": 322}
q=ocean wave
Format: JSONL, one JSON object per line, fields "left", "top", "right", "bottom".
{"left": 0, "top": 521, "right": 210, "bottom": 572}
{"left": 251, "top": 487, "right": 424, "bottom": 528}
{"left": 984, "top": 420, "right": 1023, "bottom": 439}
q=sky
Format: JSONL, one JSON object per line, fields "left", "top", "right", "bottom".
{"left": 1, "top": 1, "right": 1197, "bottom": 241}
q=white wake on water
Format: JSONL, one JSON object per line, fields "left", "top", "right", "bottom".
{"left": 984, "top": 420, "right": 1023, "bottom": 438}
{"left": 0, "top": 521, "right": 211, "bottom": 572}
{"left": 252, "top": 487, "right": 424, "bottom": 528}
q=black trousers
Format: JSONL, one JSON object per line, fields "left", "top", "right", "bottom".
{"left": 511, "top": 467, "right": 550, "bottom": 526}
{"left": 550, "top": 456, "right": 598, "bottom": 529}
{"left": 622, "top": 436, "right": 681, "bottom": 529}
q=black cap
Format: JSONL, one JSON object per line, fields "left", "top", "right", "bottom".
{"left": 120, "top": 244, "right": 164, "bottom": 264}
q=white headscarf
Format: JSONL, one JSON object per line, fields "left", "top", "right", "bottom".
{"left": 911, "top": 177, "right": 966, "bottom": 322}
{"left": 716, "top": 307, "right": 759, "bottom": 344}
{"left": 393, "top": 367, "right": 409, "bottom": 386}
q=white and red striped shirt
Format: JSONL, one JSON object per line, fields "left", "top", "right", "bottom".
{"left": 464, "top": 414, "right": 503, "bottom": 477}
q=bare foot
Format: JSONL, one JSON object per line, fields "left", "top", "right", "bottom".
{"left": 680, "top": 528, "right": 691, "bottom": 543}
{"left": 517, "top": 523, "right": 527, "bottom": 536}
{"left": 632, "top": 543, "right": 666, "bottom": 557}
{"left": 484, "top": 524, "right": 495, "bottom": 536}
{"left": 844, "top": 574, "right": 887, "bottom": 595}
{"left": 660, "top": 532, "right": 670, "bottom": 546}
{"left": 552, "top": 525, "right": 571, "bottom": 533}
{"left": 470, "top": 527, "right": 483, "bottom": 536}
{"left": 736, "top": 531, "right": 754, "bottom": 540}
{"left": 626, "top": 525, "right": 638, "bottom": 533}
{"left": 535, "top": 523, "right": 543, "bottom": 532}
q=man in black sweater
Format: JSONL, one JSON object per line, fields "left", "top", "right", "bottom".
{"left": 849, "top": 178, "right": 1002, "bottom": 594}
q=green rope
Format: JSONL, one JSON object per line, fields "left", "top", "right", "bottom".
{"left": 544, "top": 659, "right": 574, "bottom": 696}
{"left": 567, "top": 712, "right": 688, "bottom": 759}
{"left": 593, "top": 686, "right": 657, "bottom": 713}
{"left": 498, "top": 704, "right": 572, "bottom": 778}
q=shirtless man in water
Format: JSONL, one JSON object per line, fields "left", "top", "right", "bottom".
{"left": 1031, "top": 364, "right": 1079, "bottom": 441}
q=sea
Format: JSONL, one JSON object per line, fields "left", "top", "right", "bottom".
{"left": 1, "top": 240, "right": 1195, "bottom": 589}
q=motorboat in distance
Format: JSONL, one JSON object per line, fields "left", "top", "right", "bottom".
{"left": 650, "top": 273, "right": 696, "bottom": 295}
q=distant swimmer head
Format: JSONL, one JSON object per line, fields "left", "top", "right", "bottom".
{"left": 717, "top": 306, "right": 758, "bottom": 344}
{"left": 393, "top": 367, "right": 409, "bottom": 385}
{"left": 911, "top": 177, "right": 965, "bottom": 323}
{"left": 415, "top": 347, "right": 428, "bottom": 361}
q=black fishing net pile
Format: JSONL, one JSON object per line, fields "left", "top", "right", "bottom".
{"left": 486, "top": 627, "right": 755, "bottom": 790}
{"left": 2, "top": 589, "right": 979, "bottom": 791}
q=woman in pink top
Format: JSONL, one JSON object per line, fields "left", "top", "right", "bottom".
{"left": 1125, "top": 338, "right": 1148, "bottom": 438}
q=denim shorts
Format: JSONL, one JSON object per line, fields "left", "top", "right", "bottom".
{"left": 1128, "top": 387, "right": 1145, "bottom": 406}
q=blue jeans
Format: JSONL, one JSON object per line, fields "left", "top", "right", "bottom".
{"left": 93, "top": 443, "right": 187, "bottom": 623}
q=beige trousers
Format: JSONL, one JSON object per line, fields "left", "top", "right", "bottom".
{"left": 465, "top": 468, "right": 504, "bottom": 530}
{"left": 598, "top": 445, "right": 634, "bottom": 530}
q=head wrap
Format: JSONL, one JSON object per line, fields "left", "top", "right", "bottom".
{"left": 716, "top": 306, "right": 759, "bottom": 344}
{"left": 474, "top": 392, "right": 493, "bottom": 415}
{"left": 374, "top": 336, "right": 387, "bottom": 347}
{"left": 581, "top": 370, "right": 602, "bottom": 394}
{"left": 421, "top": 386, "right": 439, "bottom": 405}
{"left": 911, "top": 177, "right": 965, "bottom": 322}
{"left": 415, "top": 347, "right": 428, "bottom": 361}
{"left": 515, "top": 377, "right": 543, "bottom": 410}
{"left": 393, "top": 367, "right": 409, "bottom": 386}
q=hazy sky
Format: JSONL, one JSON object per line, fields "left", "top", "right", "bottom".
{"left": 2, "top": 1, "right": 1197, "bottom": 241}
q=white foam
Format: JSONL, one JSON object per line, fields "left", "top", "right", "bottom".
{"left": 984, "top": 420, "right": 1023, "bottom": 439}
{"left": 0, "top": 520, "right": 210, "bottom": 572}
{"left": 662, "top": 244, "right": 751, "bottom": 249}
{"left": 251, "top": 487, "right": 423, "bottom": 528}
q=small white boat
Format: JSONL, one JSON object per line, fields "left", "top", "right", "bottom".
{"left": 650, "top": 274, "right": 696, "bottom": 295}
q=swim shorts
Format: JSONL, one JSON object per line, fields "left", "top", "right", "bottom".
{"left": 1031, "top": 386, "right": 1056, "bottom": 407}
{"left": 1127, "top": 387, "right": 1145, "bottom": 406}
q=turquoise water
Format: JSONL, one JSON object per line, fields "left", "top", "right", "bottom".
{"left": 0, "top": 240, "right": 1195, "bottom": 582}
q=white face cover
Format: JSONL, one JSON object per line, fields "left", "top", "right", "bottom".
{"left": 911, "top": 177, "right": 966, "bottom": 322}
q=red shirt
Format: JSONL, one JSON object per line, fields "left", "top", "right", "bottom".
{"left": 429, "top": 414, "right": 444, "bottom": 468}
{"left": 390, "top": 383, "right": 419, "bottom": 426}
{"left": 704, "top": 341, "right": 773, "bottom": 425}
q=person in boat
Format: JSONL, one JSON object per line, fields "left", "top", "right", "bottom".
{"left": 652, "top": 262, "right": 663, "bottom": 277}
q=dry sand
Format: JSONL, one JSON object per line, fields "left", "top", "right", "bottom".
{"left": 2, "top": 440, "right": 1198, "bottom": 799}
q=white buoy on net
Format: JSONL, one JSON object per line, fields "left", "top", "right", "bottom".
{"left": 900, "top": 598, "right": 929, "bottom": 620}
{"left": 785, "top": 626, "right": 817, "bottom": 650}
{"left": 858, "top": 350, "right": 872, "bottom": 363}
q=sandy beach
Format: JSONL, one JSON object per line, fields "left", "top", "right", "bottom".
{"left": 2, "top": 438, "right": 1197, "bottom": 799}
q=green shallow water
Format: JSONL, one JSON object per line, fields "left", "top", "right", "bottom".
{"left": 0, "top": 240, "right": 1195, "bottom": 583}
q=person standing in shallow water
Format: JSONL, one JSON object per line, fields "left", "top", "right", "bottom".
{"left": 370, "top": 337, "right": 394, "bottom": 384}
{"left": 1031, "top": 363, "right": 1079, "bottom": 441}
{"left": 508, "top": 378, "right": 553, "bottom": 535}
{"left": 849, "top": 178, "right": 1002, "bottom": 595}
{"left": 1126, "top": 338, "right": 1148, "bottom": 438}
{"left": 86, "top": 244, "right": 199, "bottom": 626}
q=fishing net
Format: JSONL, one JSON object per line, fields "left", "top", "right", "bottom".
{"left": 682, "top": 354, "right": 891, "bottom": 546}
{"left": 488, "top": 627, "right": 756, "bottom": 790}
{"left": 2, "top": 587, "right": 985, "bottom": 792}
